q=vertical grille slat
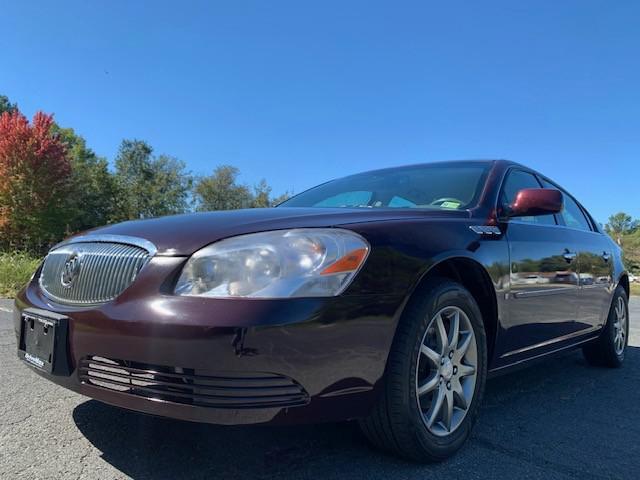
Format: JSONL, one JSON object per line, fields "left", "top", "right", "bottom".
{"left": 96, "top": 245, "right": 108, "bottom": 300}
{"left": 39, "top": 240, "right": 152, "bottom": 305}
{"left": 87, "top": 243, "right": 103, "bottom": 301}
{"left": 85, "top": 243, "right": 106, "bottom": 303}
{"left": 103, "top": 244, "right": 127, "bottom": 301}
{"left": 119, "top": 247, "right": 141, "bottom": 295}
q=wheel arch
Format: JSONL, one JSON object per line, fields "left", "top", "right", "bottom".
{"left": 618, "top": 273, "right": 630, "bottom": 299}
{"left": 404, "top": 255, "right": 500, "bottom": 365}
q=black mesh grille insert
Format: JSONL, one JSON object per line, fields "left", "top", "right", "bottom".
{"left": 79, "top": 356, "right": 309, "bottom": 409}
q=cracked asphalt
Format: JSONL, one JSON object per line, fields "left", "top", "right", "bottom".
{"left": 1, "top": 297, "right": 639, "bottom": 479}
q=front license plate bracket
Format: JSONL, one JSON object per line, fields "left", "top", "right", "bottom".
{"left": 18, "top": 308, "right": 71, "bottom": 376}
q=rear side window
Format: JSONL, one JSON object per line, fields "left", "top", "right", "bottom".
{"left": 501, "top": 170, "right": 556, "bottom": 225}
{"left": 561, "top": 197, "right": 592, "bottom": 231}
{"left": 539, "top": 178, "right": 592, "bottom": 231}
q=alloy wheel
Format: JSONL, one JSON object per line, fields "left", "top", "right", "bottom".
{"left": 415, "top": 306, "right": 478, "bottom": 436}
{"left": 613, "top": 296, "right": 627, "bottom": 355}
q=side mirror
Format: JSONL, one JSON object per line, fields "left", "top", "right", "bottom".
{"left": 508, "top": 188, "right": 563, "bottom": 217}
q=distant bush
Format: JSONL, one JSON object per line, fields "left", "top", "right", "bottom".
{"left": 0, "top": 251, "right": 41, "bottom": 298}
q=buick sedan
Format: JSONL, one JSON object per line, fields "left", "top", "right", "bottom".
{"left": 14, "top": 160, "right": 630, "bottom": 461}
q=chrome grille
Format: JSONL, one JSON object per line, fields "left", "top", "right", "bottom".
{"left": 39, "top": 239, "right": 152, "bottom": 305}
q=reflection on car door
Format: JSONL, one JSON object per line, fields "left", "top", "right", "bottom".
{"left": 505, "top": 223, "right": 581, "bottom": 355}
{"left": 499, "top": 169, "right": 581, "bottom": 358}
{"left": 539, "top": 178, "right": 614, "bottom": 331}
{"left": 576, "top": 239, "right": 614, "bottom": 329}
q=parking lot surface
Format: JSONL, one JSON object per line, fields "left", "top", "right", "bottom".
{"left": 1, "top": 298, "right": 639, "bottom": 479}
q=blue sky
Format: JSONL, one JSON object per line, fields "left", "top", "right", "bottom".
{"left": 2, "top": 0, "right": 639, "bottom": 222}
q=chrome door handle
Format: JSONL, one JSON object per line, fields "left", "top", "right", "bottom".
{"left": 602, "top": 251, "right": 611, "bottom": 262}
{"left": 562, "top": 250, "right": 577, "bottom": 262}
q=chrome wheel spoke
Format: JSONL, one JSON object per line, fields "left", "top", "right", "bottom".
{"left": 452, "top": 380, "right": 467, "bottom": 410}
{"left": 616, "top": 298, "right": 624, "bottom": 319}
{"left": 448, "top": 310, "right": 460, "bottom": 351}
{"left": 420, "top": 344, "right": 441, "bottom": 366}
{"left": 436, "top": 314, "right": 448, "bottom": 353}
{"left": 454, "top": 333, "right": 472, "bottom": 362}
{"left": 442, "top": 390, "right": 454, "bottom": 431}
{"left": 427, "top": 387, "right": 446, "bottom": 428}
{"left": 418, "top": 374, "right": 440, "bottom": 396}
{"left": 458, "top": 363, "right": 476, "bottom": 378}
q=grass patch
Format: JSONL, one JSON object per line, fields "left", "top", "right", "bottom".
{"left": 631, "top": 282, "right": 640, "bottom": 297}
{"left": 0, "top": 251, "right": 42, "bottom": 298}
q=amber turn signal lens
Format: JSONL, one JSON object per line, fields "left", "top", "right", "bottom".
{"left": 321, "top": 248, "right": 368, "bottom": 275}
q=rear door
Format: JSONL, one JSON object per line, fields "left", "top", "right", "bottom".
{"left": 539, "top": 178, "right": 614, "bottom": 331}
{"left": 500, "top": 170, "right": 581, "bottom": 357}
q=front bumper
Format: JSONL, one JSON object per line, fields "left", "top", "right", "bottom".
{"left": 15, "top": 257, "right": 404, "bottom": 425}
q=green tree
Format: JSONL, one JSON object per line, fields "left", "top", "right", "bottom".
{"left": 270, "top": 191, "right": 291, "bottom": 206}
{"left": 113, "top": 140, "right": 191, "bottom": 220}
{"left": 194, "top": 166, "right": 289, "bottom": 211}
{"left": 0, "top": 95, "right": 17, "bottom": 115}
{"left": 251, "top": 179, "right": 271, "bottom": 208}
{"left": 194, "top": 165, "right": 252, "bottom": 211}
{"left": 623, "top": 230, "right": 640, "bottom": 273}
{"left": 53, "top": 126, "right": 118, "bottom": 231}
{"left": 605, "top": 212, "right": 638, "bottom": 245}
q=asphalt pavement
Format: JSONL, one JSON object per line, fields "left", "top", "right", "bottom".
{"left": 1, "top": 297, "right": 639, "bottom": 480}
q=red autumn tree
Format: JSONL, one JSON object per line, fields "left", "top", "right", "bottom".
{"left": 0, "top": 110, "right": 71, "bottom": 251}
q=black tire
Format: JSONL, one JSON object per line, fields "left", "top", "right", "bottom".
{"left": 583, "top": 285, "right": 629, "bottom": 368}
{"left": 358, "top": 277, "right": 488, "bottom": 462}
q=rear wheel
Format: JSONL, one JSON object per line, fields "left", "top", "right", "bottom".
{"left": 583, "top": 286, "right": 629, "bottom": 368}
{"left": 359, "top": 278, "right": 487, "bottom": 462}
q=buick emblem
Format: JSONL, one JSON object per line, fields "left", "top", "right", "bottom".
{"left": 61, "top": 251, "right": 82, "bottom": 288}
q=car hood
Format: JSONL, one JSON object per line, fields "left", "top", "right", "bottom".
{"left": 76, "top": 207, "right": 469, "bottom": 256}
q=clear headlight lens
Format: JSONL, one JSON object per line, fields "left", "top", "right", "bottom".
{"left": 174, "top": 228, "right": 370, "bottom": 298}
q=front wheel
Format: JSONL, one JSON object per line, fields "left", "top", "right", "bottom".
{"left": 583, "top": 285, "right": 629, "bottom": 368}
{"left": 359, "top": 278, "right": 487, "bottom": 462}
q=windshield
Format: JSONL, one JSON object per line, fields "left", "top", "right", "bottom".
{"left": 279, "top": 162, "right": 490, "bottom": 210}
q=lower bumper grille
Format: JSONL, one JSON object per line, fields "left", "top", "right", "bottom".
{"left": 79, "top": 356, "right": 309, "bottom": 409}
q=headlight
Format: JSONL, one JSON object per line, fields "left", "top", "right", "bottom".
{"left": 174, "top": 228, "right": 370, "bottom": 298}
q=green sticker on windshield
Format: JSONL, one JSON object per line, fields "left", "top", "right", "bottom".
{"left": 440, "top": 201, "right": 461, "bottom": 209}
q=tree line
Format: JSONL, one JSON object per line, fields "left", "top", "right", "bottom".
{"left": 0, "top": 95, "right": 288, "bottom": 253}
{"left": 605, "top": 212, "right": 640, "bottom": 274}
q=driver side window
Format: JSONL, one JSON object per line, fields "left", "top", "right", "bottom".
{"left": 501, "top": 170, "right": 556, "bottom": 225}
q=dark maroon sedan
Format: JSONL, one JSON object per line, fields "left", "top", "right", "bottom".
{"left": 15, "top": 160, "right": 630, "bottom": 462}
